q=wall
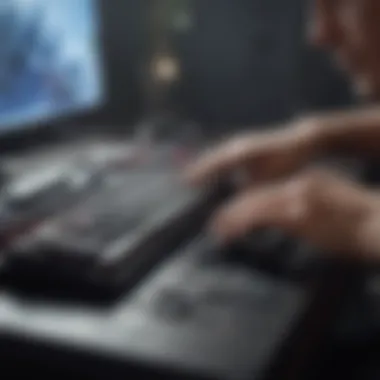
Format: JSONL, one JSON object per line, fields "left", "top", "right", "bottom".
{"left": 95, "top": 0, "right": 353, "bottom": 133}
{"left": 176, "top": 0, "right": 304, "bottom": 130}
{"left": 94, "top": 0, "right": 147, "bottom": 127}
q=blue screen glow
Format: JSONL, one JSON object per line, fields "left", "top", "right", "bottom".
{"left": 0, "top": 0, "right": 104, "bottom": 133}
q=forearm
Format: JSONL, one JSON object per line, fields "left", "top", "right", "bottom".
{"left": 307, "top": 106, "right": 380, "bottom": 158}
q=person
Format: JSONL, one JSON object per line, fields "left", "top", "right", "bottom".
{"left": 186, "top": 0, "right": 380, "bottom": 261}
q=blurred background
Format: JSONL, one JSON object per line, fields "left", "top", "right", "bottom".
{"left": 95, "top": 0, "right": 354, "bottom": 133}
{"left": 0, "top": 3, "right": 371, "bottom": 379}
{"left": 0, "top": 0, "right": 355, "bottom": 143}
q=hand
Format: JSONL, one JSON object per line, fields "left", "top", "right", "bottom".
{"left": 185, "top": 120, "right": 321, "bottom": 186}
{"left": 209, "top": 169, "right": 380, "bottom": 261}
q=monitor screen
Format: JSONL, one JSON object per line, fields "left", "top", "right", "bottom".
{"left": 0, "top": 0, "right": 104, "bottom": 134}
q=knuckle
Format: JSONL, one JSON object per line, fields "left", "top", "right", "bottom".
{"left": 285, "top": 196, "right": 310, "bottom": 225}
{"left": 294, "top": 169, "right": 327, "bottom": 198}
{"left": 284, "top": 170, "right": 329, "bottom": 220}
{"left": 227, "top": 134, "right": 253, "bottom": 155}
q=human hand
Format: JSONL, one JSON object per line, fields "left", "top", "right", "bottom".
{"left": 185, "top": 120, "right": 322, "bottom": 186}
{"left": 209, "top": 169, "right": 380, "bottom": 261}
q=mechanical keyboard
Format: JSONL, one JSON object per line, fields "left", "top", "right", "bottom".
{"left": 0, "top": 162, "right": 100, "bottom": 246}
{"left": 0, "top": 158, "right": 359, "bottom": 379}
{"left": 1, "top": 170, "right": 226, "bottom": 302}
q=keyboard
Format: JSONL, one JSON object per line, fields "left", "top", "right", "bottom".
{"left": 0, "top": 232, "right": 354, "bottom": 380}
{"left": 0, "top": 165, "right": 357, "bottom": 379}
{"left": 0, "top": 140, "right": 196, "bottom": 247}
{"left": 0, "top": 163, "right": 100, "bottom": 246}
{"left": 1, "top": 169, "right": 225, "bottom": 302}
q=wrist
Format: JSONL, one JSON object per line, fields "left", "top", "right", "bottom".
{"left": 293, "top": 107, "right": 380, "bottom": 158}
{"left": 290, "top": 116, "right": 328, "bottom": 157}
{"left": 309, "top": 114, "right": 346, "bottom": 155}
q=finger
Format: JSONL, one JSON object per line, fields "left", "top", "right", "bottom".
{"left": 209, "top": 181, "right": 307, "bottom": 243}
{"left": 185, "top": 134, "right": 258, "bottom": 185}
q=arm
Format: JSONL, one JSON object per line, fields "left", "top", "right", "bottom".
{"left": 308, "top": 106, "right": 380, "bottom": 158}
{"left": 186, "top": 105, "right": 380, "bottom": 186}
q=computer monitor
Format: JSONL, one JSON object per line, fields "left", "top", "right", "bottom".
{"left": 0, "top": 0, "right": 104, "bottom": 134}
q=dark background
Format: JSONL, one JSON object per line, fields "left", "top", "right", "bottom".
{"left": 94, "top": 0, "right": 354, "bottom": 133}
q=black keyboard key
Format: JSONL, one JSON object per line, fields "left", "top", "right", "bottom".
{"left": 191, "top": 236, "right": 229, "bottom": 266}
{"left": 8, "top": 232, "right": 99, "bottom": 277}
{"left": 5, "top": 166, "right": 94, "bottom": 214}
{"left": 4, "top": 180, "right": 224, "bottom": 302}
{"left": 60, "top": 208, "right": 146, "bottom": 246}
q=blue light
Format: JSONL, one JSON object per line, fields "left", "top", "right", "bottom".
{"left": 0, "top": 0, "right": 104, "bottom": 133}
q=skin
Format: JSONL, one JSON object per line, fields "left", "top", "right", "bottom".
{"left": 309, "top": 0, "right": 380, "bottom": 99}
{"left": 186, "top": 0, "right": 380, "bottom": 261}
